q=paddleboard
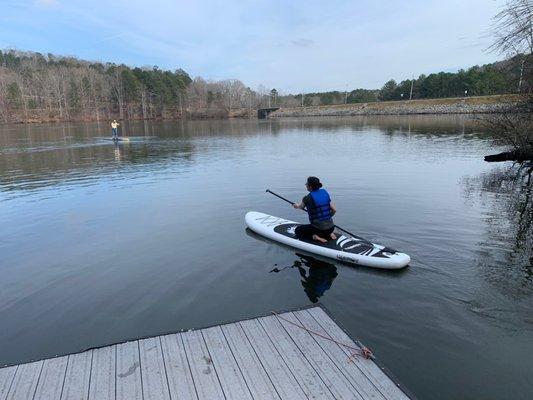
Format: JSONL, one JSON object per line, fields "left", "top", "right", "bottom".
{"left": 245, "top": 211, "right": 410, "bottom": 269}
{"left": 103, "top": 137, "right": 130, "bottom": 142}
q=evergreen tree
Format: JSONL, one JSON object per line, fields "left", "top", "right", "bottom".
{"left": 380, "top": 80, "right": 398, "bottom": 100}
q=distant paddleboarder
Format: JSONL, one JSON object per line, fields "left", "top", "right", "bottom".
{"left": 111, "top": 120, "right": 120, "bottom": 139}
{"left": 293, "top": 176, "right": 337, "bottom": 243}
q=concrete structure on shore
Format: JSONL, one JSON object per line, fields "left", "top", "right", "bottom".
{"left": 269, "top": 94, "right": 518, "bottom": 118}
{"left": 0, "top": 306, "right": 412, "bottom": 399}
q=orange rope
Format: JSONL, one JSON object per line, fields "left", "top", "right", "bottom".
{"left": 271, "top": 311, "right": 373, "bottom": 361}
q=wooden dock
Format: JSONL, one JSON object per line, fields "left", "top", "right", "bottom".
{"left": 0, "top": 306, "right": 412, "bottom": 399}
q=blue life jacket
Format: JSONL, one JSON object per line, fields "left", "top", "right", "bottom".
{"left": 307, "top": 189, "right": 332, "bottom": 223}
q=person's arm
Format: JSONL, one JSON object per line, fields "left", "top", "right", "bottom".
{"left": 330, "top": 202, "right": 337, "bottom": 216}
{"left": 293, "top": 195, "right": 307, "bottom": 210}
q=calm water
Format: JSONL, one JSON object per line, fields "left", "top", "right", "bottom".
{"left": 0, "top": 116, "right": 531, "bottom": 399}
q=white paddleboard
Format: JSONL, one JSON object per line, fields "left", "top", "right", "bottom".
{"left": 103, "top": 137, "right": 130, "bottom": 142}
{"left": 245, "top": 211, "right": 410, "bottom": 269}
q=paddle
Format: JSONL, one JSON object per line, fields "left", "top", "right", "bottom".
{"left": 265, "top": 189, "right": 396, "bottom": 253}
{"left": 269, "top": 260, "right": 302, "bottom": 273}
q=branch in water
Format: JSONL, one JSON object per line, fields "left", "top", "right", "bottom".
{"left": 484, "top": 149, "right": 533, "bottom": 163}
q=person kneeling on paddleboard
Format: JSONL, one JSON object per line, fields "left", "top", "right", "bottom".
{"left": 293, "top": 177, "right": 337, "bottom": 243}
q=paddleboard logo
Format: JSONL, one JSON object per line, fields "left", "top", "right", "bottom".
{"left": 336, "top": 236, "right": 375, "bottom": 256}
{"left": 255, "top": 215, "right": 290, "bottom": 227}
{"left": 274, "top": 223, "right": 299, "bottom": 237}
{"left": 337, "top": 255, "right": 357, "bottom": 263}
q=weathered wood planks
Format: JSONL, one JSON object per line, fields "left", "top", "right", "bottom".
{"left": 0, "top": 306, "right": 411, "bottom": 400}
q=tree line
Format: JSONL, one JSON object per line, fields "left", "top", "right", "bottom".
{"left": 0, "top": 48, "right": 528, "bottom": 123}
{"left": 379, "top": 56, "right": 527, "bottom": 101}
{"left": 276, "top": 56, "right": 528, "bottom": 107}
{"left": 0, "top": 50, "right": 267, "bottom": 123}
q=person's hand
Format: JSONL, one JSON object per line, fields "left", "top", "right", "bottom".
{"left": 293, "top": 203, "right": 300, "bottom": 209}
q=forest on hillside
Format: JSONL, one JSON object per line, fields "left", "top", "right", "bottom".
{"left": 277, "top": 55, "right": 529, "bottom": 107}
{"left": 0, "top": 49, "right": 528, "bottom": 123}
{"left": 0, "top": 50, "right": 262, "bottom": 123}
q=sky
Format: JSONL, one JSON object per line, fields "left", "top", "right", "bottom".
{"left": 1, "top": 0, "right": 506, "bottom": 93}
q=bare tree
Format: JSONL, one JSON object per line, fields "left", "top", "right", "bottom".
{"left": 484, "top": 0, "right": 533, "bottom": 170}
{"left": 0, "top": 73, "right": 8, "bottom": 123}
{"left": 109, "top": 68, "right": 124, "bottom": 120}
{"left": 489, "top": 0, "right": 533, "bottom": 57}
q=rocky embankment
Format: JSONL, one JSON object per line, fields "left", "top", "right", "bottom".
{"left": 269, "top": 94, "right": 519, "bottom": 118}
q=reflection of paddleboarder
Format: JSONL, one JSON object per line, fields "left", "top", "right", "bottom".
{"left": 111, "top": 120, "right": 120, "bottom": 139}
{"left": 270, "top": 254, "right": 338, "bottom": 303}
{"left": 113, "top": 140, "right": 121, "bottom": 160}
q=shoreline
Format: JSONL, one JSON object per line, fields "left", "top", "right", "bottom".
{"left": 3, "top": 114, "right": 242, "bottom": 125}
{"left": 269, "top": 94, "right": 520, "bottom": 118}
{"left": 0, "top": 94, "right": 520, "bottom": 125}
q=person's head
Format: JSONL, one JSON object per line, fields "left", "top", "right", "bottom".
{"left": 305, "top": 176, "right": 322, "bottom": 191}
{"left": 113, "top": 120, "right": 117, "bottom": 122}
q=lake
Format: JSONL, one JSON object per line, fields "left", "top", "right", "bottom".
{"left": 0, "top": 116, "right": 531, "bottom": 399}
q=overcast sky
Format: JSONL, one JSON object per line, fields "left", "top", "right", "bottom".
{"left": 1, "top": 0, "right": 505, "bottom": 93}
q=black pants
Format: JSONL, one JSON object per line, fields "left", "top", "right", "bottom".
{"left": 295, "top": 224, "right": 334, "bottom": 241}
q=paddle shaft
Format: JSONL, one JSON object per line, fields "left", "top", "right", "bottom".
{"left": 266, "top": 190, "right": 298, "bottom": 208}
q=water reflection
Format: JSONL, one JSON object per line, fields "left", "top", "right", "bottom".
{"left": 113, "top": 141, "right": 122, "bottom": 161}
{"left": 0, "top": 129, "right": 195, "bottom": 200}
{"left": 270, "top": 254, "right": 338, "bottom": 303}
{"left": 465, "top": 166, "right": 532, "bottom": 300}
{"left": 0, "top": 115, "right": 483, "bottom": 201}
{"left": 269, "top": 114, "right": 481, "bottom": 137}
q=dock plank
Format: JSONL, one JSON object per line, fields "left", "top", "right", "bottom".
{"left": 5, "top": 361, "right": 43, "bottom": 400}
{"left": 201, "top": 326, "right": 253, "bottom": 400}
{"left": 261, "top": 313, "right": 340, "bottom": 400}
{"left": 116, "top": 341, "right": 142, "bottom": 400}
{"left": 307, "top": 307, "right": 410, "bottom": 400}
{"left": 138, "top": 337, "right": 171, "bottom": 400}
{"left": 0, "top": 366, "right": 17, "bottom": 400}
{"left": 160, "top": 334, "right": 198, "bottom": 400}
{"left": 294, "top": 309, "right": 387, "bottom": 400}
{"left": 239, "top": 318, "right": 308, "bottom": 400}
{"left": 276, "top": 312, "right": 366, "bottom": 400}
{"left": 61, "top": 351, "right": 92, "bottom": 400}
{"left": 88, "top": 346, "right": 115, "bottom": 400}
{"left": 258, "top": 315, "right": 337, "bottom": 400}
{"left": 181, "top": 330, "right": 225, "bottom": 400}
{"left": 221, "top": 323, "right": 281, "bottom": 400}
{"left": 34, "top": 356, "right": 68, "bottom": 399}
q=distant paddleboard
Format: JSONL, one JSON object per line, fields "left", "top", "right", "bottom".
{"left": 245, "top": 211, "right": 410, "bottom": 269}
{"left": 103, "top": 137, "right": 130, "bottom": 142}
